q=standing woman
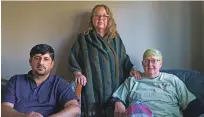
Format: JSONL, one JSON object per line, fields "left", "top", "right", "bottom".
{"left": 68, "top": 4, "right": 141, "bottom": 117}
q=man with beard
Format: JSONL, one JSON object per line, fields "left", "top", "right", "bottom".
{"left": 1, "top": 44, "right": 80, "bottom": 117}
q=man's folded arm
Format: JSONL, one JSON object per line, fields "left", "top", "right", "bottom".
{"left": 1, "top": 102, "right": 25, "bottom": 117}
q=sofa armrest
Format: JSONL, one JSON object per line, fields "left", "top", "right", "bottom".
{"left": 70, "top": 81, "right": 82, "bottom": 117}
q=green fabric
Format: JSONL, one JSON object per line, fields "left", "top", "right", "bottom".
{"left": 68, "top": 29, "right": 133, "bottom": 107}
{"left": 112, "top": 72, "right": 196, "bottom": 117}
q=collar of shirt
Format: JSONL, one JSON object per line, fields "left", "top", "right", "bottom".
{"left": 26, "top": 70, "right": 54, "bottom": 90}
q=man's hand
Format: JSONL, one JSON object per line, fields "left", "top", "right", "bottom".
{"left": 130, "top": 69, "right": 142, "bottom": 79}
{"left": 74, "top": 71, "right": 87, "bottom": 86}
{"left": 114, "top": 102, "right": 126, "bottom": 117}
{"left": 25, "top": 112, "right": 43, "bottom": 117}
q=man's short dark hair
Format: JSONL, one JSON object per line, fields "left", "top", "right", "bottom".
{"left": 30, "top": 44, "right": 55, "bottom": 60}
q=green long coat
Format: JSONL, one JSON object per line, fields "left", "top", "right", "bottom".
{"left": 68, "top": 29, "right": 133, "bottom": 108}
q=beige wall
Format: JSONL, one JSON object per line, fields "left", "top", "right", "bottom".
{"left": 202, "top": 2, "right": 204, "bottom": 72}
{"left": 2, "top": 1, "right": 204, "bottom": 80}
{"left": 188, "top": 2, "right": 203, "bottom": 72}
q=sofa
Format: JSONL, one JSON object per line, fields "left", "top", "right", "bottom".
{"left": 161, "top": 69, "right": 204, "bottom": 117}
{"left": 2, "top": 69, "right": 204, "bottom": 117}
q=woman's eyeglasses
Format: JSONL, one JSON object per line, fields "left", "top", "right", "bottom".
{"left": 93, "top": 14, "right": 109, "bottom": 19}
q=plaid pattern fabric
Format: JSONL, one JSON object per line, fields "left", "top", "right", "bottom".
{"left": 126, "top": 101, "right": 153, "bottom": 117}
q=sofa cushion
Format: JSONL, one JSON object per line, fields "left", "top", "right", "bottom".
{"left": 183, "top": 99, "right": 204, "bottom": 117}
{"left": 160, "top": 69, "right": 204, "bottom": 103}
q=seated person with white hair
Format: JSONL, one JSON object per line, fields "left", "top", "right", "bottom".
{"left": 111, "top": 49, "right": 196, "bottom": 117}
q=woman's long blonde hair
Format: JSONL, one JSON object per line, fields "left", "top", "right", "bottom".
{"left": 86, "top": 4, "right": 118, "bottom": 39}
